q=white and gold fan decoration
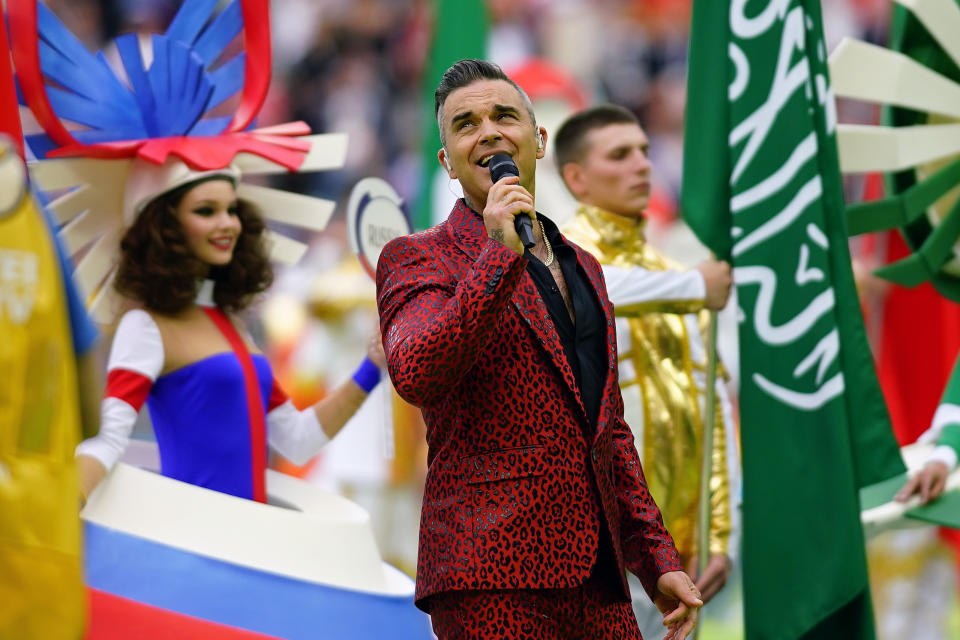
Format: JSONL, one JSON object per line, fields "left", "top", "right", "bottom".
{"left": 829, "top": 0, "right": 960, "bottom": 301}
{"left": 831, "top": 0, "right": 960, "bottom": 533}
{"left": 28, "top": 136, "right": 347, "bottom": 323}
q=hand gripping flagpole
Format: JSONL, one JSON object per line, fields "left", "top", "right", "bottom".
{"left": 693, "top": 310, "right": 718, "bottom": 640}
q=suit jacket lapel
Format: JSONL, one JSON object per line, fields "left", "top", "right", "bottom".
{"left": 509, "top": 274, "right": 587, "bottom": 422}
{"left": 447, "top": 201, "right": 588, "bottom": 421}
{"left": 449, "top": 200, "right": 487, "bottom": 261}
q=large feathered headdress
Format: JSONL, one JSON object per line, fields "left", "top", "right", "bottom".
{"left": 8, "top": 0, "right": 347, "bottom": 321}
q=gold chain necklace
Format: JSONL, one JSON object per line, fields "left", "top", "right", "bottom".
{"left": 538, "top": 219, "right": 555, "bottom": 267}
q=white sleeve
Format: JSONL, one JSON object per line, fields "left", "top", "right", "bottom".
{"left": 602, "top": 264, "right": 706, "bottom": 308}
{"left": 267, "top": 400, "right": 330, "bottom": 465}
{"left": 76, "top": 309, "right": 164, "bottom": 471}
{"left": 915, "top": 404, "right": 959, "bottom": 472}
{"left": 917, "top": 403, "right": 960, "bottom": 444}
{"left": 928, "top": 445, "right": 958, "bottom": 472}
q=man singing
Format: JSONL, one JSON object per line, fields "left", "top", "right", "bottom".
{"left": 376, "top": 59, "right": 701, "bottom": 640}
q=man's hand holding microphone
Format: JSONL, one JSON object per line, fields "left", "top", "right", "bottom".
{"left": 483, "top": 153, "right": 536, "bottom": 256}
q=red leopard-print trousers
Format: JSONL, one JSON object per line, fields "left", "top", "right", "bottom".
{"left": 428, "top": 572, "right": 645, "bottom": 640}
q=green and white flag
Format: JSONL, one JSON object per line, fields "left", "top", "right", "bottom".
{"left": 413, "top": 0, "right": 488, "bottom": 230}
{"left": 682, "top": 2, "right": 905, "bottom": 638}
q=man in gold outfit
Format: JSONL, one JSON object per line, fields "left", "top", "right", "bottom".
{"left": 557, "top": 105, "right": 740, "bottom": 639}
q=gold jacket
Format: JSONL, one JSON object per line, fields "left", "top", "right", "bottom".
{"left": 563, "top": 204, "right": 739, "bottom": 565}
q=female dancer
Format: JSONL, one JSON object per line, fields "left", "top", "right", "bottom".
{"left": 76, "top": 163, "right": 384, "bottom": 504}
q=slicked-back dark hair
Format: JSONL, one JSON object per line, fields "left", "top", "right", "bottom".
{"left": 554, "top": 104, "right": 639, "bottom": 172}
{"left": 434, "top": 59, "right": 536, "bottom": 145}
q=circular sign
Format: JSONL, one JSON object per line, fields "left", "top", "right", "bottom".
{"left": 347, "top": 177, "right": 412, "bottom": 279}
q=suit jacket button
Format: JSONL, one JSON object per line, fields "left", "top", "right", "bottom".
{"left": 495, "top": 266, "right": 504, "bottom": 276}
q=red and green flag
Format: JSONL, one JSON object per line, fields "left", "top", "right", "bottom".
{"left": 682, "top": 2, "right": 906, "bottom": 638}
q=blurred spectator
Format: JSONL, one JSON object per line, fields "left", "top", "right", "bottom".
{"left": 48, "top": 0, "right": 886, "bottom": 220}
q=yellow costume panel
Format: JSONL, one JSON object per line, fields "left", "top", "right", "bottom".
{"left": 0, "top": 152, "right": 85, "bottom": 639}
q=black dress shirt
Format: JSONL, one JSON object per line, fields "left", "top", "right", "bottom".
{"left": 524, "top": 214, "right": 607, "bottom": 431}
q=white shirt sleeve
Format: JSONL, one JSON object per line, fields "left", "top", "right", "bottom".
{"left": 915, "top": 403, "right": 960, "bottom": 472}
{"left": 267, "top": 401, "right": 330, "bottom": 465}
{"left": 76, "top": 309, "right": 164, "bottom": 470}
{"left": 602, "top": 264, "right": 706, "bottom": 308}
{"left": 928, "top": 445, "right": 958, "bottom": 472}
{"left": 918, "top": 403, "right": 960, "bottom": 444}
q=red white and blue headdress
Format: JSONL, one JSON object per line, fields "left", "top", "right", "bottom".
{"left": 8, "top": 0, "right": 347, "bottom": 321}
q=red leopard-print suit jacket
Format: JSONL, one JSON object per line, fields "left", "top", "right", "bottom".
{"left": 377, "top": 200, "right": 682, "bottom": 609}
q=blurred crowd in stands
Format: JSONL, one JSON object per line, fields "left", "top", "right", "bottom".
{"left": 44, "top": 0, "right": 893, "bottom": 222}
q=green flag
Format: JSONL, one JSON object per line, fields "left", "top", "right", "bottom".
{"left": 682, "top": 2, "right": 906, "bottom": 638}
{"left": 413, "top": 0, "right": 488, "bottom": 230}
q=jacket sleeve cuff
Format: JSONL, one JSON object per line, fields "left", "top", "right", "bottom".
{"left": 641, "top": 551, "right": 685, "bottom": 602}
{"left": 475, "top": 238, "right": 527, "bottom": 297}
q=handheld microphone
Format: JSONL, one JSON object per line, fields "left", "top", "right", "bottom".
{"left": 488, "top": 153, "right": 536, "bottom": 250}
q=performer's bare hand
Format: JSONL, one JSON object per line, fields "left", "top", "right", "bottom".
{"left": 483, "top": 175, "right": 533, "bottom": 256}
{"left": 696, "top": 260, "right": 732, "bottom": 311}
{"left": 896, "top": 461, "right": 950, "bottom": 505}
{"left": 654, "top": 571, "right": 702, "bottom": 640}
{"left": 76, "top": 454, "right": 108, "bottom": 509}
{"left": 686, "top": 554, "right": 731, "bottom": 603}
{"left": 367, "top": 326, "right": 387, "bottom": 369}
